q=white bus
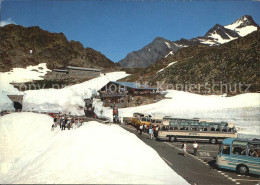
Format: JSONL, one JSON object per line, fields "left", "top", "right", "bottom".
{"left": 157, "top": 118, "right": 237, "bottom": 144}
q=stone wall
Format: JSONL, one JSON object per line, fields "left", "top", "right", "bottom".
{"left": 44, "top": 67, "right": 100, "bottom": 81}
{"left": 67, "top": 69, "right": 100, "bottom": 79}
{"left": 48, "top": 71, "right": 68, "bottom": 80}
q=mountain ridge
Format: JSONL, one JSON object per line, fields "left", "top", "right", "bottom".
{"left": 119, "top": 15, "right": 259, "bottom": 68}
{"left": 0, "top": 24, "right": 119, "bottom": 72}
{"left": 121, "top": 29, "right": 260, "bottom": 94}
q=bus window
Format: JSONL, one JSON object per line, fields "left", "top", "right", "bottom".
{"left": 248, "top": 145, "right": 260, "bottom": 157}
{"left": 161, "top": 126, "right": 169, "bottom": 131}
{"left": 232, "top": 145, "right": 246, "bottom": 155}
{"left": 211, "top": 127, "right": 216, "bottom": 131}
{"left": 222, "top": 145, "right": 231, "bottom": 155}
{"left": 222, "top": 128, "right": 227, "bottom": 132}
{"left": 156, "top": 120, "right": 162, "bottom": 124}
{"left": 169, "top": 126, "right": 174, "bottom": 130}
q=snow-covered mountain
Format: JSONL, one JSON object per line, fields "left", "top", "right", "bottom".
{"left": 177, "top": 15, "right": 259, "bottom": 46}
{"left": 203, "top": 15, "right": 259, "bottom": 45}
{"left": 119, "top": 15, "right": 259, "bottom": 68}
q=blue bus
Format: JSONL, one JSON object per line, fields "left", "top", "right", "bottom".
{"left": 216, "top": 138, "right": 260, "bottom": 175}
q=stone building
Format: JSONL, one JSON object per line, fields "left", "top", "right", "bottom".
{"left": 46, "top": 66, "right": 101, "bottom": 80}
{"left": 51, "top": 69, "right": 68, "bottom": 80}
{"left": 66, "top": 66, "right": 100, "bottom": 79}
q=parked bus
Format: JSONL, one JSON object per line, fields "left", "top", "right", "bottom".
{"left": 131, "top": 113, "right": 144, "bottom": 127}
{"left": 157, "top": 118, "right": 237, "bottom": 144}
{"left": 162, "top": 116, "right": 200, "bottom": 125}
{"left": 216, "top": 138, "right": 260, "bottom": 175}
{"left": 151, "top": 117, "right": 163, "bottom": 126}
{"left": 131, "top": 112, "right": 151, "bottom": 127}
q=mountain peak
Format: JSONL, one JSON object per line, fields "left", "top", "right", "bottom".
{"left": 152, "top": 36, "right": 170, "bottom": 43}
{"left": 233, "top": 15, "right": 259, "bottom": 28}
{"left": 205, "top": 23, "right": 240, "bottom": 40}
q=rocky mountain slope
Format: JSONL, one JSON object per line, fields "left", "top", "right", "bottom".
{"left": 123, "top": 30, "right": 260, "bottom": 94}
{"left": 0, "top": 24, "right": 119, "bottom": 72}
{"left": 119, "top": 15, "right": 259, "bottom": 68}
{"left": 118, "top": 37, "right": 180, "bottom": 68}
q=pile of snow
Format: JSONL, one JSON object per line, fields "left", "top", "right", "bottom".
{"left": 0, "top": 63, "right": 51, "bottom": 110}
{"left": 0, "top": 62, "right": 128, "bottom": 114}
{"left": 157, "top": 61, "right": 178, "bottom": 73}
{"left": 94, "top": 91, "right": 260, "bottom": 136}
{"left": 0, "top": 63, "right": 50, "bottom": 95}
{"left": 0, "top": 112, "right": 188, "bottom": 184}
{"left": 0, "top": 92, "right": 15, "bottom": 111}
{"left": 23, "top": 71, "right": 128, "bottom": 115}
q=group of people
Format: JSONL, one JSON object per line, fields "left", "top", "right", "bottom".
{"left": 51, "top": 114, "right": 84, "bottom": 131}
{"left": 137, "top": 124, "right": 160, "bottom": 139}
{"left": 182, "top": 141, "right": 199, "bottom": 157}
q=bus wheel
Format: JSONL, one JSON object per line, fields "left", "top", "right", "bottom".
{"left": 169, "top": 136, "right": 176, "bottom": 142}
{"left": 237, "top": 164, "right": 248, "bottom": 175}
{"left": 210, "top": 138, "right": 218, "bottom": 144}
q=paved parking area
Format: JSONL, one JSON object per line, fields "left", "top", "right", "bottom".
{"left": 120, "top": 124, "right": 260, "bottom": 185}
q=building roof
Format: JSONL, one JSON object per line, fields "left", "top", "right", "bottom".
{"left": 110, "top": 81, "right": 157, "bottom": 90}
{"left": 66, "top": 66, "right": 101, "bottom": 72}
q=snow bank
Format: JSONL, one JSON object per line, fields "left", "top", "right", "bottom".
{"left": 94, "top": 91, "right": 260, "bottom": 136}
{"left": 0, "top": 63, "right": 50, "bottom": 95}
{"left": 0, "top": 63, "right": 51, "bottom": 110}
{"left": 23, "top": 72, "right": 129, "bottom": 115}
{"left": 0, "top": 62, "right": 128, "bottom": 114}
{"left": 0, "top": 92, "right": 15, "bottom": 111}
{"left": 0, "top": 112, "right": 188, "bottom": 184}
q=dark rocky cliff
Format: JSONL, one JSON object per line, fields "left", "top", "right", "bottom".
{"left": 0, "top": 24, "right": 119, "bottom": 72}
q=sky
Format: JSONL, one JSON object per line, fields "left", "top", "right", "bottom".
{"left": 1, "top": 0, "right": 260, "bottom": 62}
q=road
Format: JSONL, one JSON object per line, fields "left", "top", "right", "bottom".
{"left": 119, "top": 124, "right": 260, "bottom": 185}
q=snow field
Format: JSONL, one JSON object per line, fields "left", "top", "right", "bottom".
{"left": 0, "top": 112, "right": 188, "bottom": 184}
{"left": 22, "top": 71, "right": 129, "bottom": 115}
{"left": 94, "top": 91, "right": 260, "bottom": 136}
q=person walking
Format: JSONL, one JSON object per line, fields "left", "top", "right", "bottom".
{"left": 148, "top": 127, "right": 153, "bottom": 140}
{"left": 182, "top": 142, "right": 188, "bottom": 157}
{"left": 62, "top": 117, "right": 68, "bottom": 130}
{"left": 139, "top": 124, "right": 143, "bottom": 135}
{"left": 144, "top": 124, "right": 147, "bottom": 133}
{"left": 67, "top": 118, "right": 71, "bottom": 130}
{"left": 192, "top": 141, "right": 199, "bottom": 156}
{"left": 59, "top": 116, "right": 64, "bottom": 129}
{"left": 154, "top": 125, "right": 159, "bottom": 138}
{"left": 53, "top": 116, "right": 57, "bottom": 127}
